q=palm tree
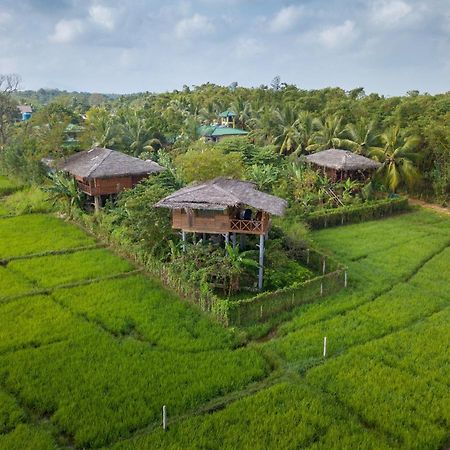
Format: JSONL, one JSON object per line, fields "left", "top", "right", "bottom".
{"left": 307, "top": 115, "right": 352, "bottom": 152}
{"left": 370, "top": 125, "right": 421, "bottom": 192}
{"left": 295, "top": 112, "right": 322, "bottom": 154}
{"left": 120, "top": 110, "right": 160, "bottom": 157}
{"left": 229, "top": 97, "right": 252, "bottom": 129}
{"left": 344, "top": 119, "right": 380, "bottom": 155}
{"left": 45, "top": 171, "right": 84, "bottom": 216}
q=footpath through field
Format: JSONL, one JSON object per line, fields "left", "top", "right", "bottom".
{"left": 409, "top": 197, "right": 450, "bottom": 216}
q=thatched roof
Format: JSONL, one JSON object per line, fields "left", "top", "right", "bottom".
{"left": 17, "top": 105, "right": 32, "bottom": 114}
{"left": 58, "top": 147, "right": 164, "bottom": 180}
{"left": 305, "top": 149, "right": 381, "bottom": 171}
{"left": 156, "top": 178, "right": 287, "bottom": 216}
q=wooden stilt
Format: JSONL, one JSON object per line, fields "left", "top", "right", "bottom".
{"left": 181, "top": 230, "right": 186, "bottom": 252}
{"left": 258, "top": 233, "right": 265, "bottom": 291}
{"left": 94, "top": 195, "right": 102, "bottom": 213}
{"left": 232, "top": 233, "right": 237, "bottom": 249}
{"left": 225, "top": 232, "right": 230, "bottom": 246}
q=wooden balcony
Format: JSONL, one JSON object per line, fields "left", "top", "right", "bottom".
{"left": 230, "top": 219, "right": 264, "bottom": 233}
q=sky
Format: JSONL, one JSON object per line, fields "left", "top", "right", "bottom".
{"left": 0, "top": 0, "right": 449, "bottom": 95}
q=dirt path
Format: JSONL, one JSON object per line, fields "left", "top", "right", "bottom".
{"left": 409, "top": 198, "right": 450, "bottom": 216}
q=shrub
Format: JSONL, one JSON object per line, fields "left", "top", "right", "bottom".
{"left": 2, "top": 186, "right": 53, "bottom": 215}
{"left": 175, "top": 146, "right": 244, "bottom": 183}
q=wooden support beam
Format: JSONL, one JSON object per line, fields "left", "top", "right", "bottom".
{"left": 94, "top": 195, "right": 102, "bottom": 213}
{"left": 258, "top": 233, "right": 265, "bottom": 291}
{"left": 181, "top": 230, "right": 186, "bottom": 252}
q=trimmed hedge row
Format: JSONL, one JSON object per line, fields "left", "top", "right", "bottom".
{"left": 305, "top": 197, "right": 410, "bottom": 230}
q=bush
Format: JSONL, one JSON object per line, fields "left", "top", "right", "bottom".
{"left": 2, "top": 186, "right": 53, "bottom": 215}
{"left": 175, "top": 146, "right": 244, "bottom": 183}
{"left": 0, "top": 175, "right": 22, "bottom": 197}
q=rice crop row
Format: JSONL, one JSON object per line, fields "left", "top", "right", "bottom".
{"left": 306, "top": 307, "right": 450, "bottom": 450}
{"left": 0, "top": 214, "right": 95, "bottom": 259}
{"left": 0, "top": 328, "right": 268, "bottom": 448}
{"left": 8, "top": 248, "right": 134, "bottom": 289}
{"left": 52, "top": 275, "right": 238, "bottom": 351}
{"left": 108, "top": 382, "right": 393, "bottom": 450}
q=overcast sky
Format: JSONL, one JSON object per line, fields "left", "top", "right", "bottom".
{"left": 0, "top": 0, "right": 449, "bottom": 95}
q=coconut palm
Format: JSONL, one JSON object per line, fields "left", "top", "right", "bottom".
{"left": 344, "top": 119, "right": 380, "bottom": 155}
{"left": 229, "top": 97, "right": 252, "bottom": 129}
{"left": 295, "top": 112, "right": 322, "bottom": 154}
{"left": 307, "top": 115, "right": 352, "bottom": 152}
{"left": 370, "top": 125, "right": 421, "bottom": 192}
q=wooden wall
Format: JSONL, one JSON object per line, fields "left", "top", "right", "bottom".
{"left": 76, "top": 175, "right": 148, "bottom": 196}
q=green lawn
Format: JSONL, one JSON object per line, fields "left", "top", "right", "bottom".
{"left": 0, "top": 208, "right": 449, "bottom": 449}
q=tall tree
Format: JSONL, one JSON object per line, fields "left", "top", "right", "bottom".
{"left": 307, "top": 115, "right": 352, "bottom": 152}
{"left": 0, "top": 74, "right": 20, "bottom": 148}
{"left": 370, "top": 125, "right": 421, "bottom": 192}
{"left": 344, "top": 119, "right": 380, "bottom": 155}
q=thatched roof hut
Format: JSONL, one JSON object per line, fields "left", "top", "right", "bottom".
{"left": 305, "top": 149, "right": 381, "bottom": 181}
{"left": 157, "top": 178, "right": 288, "bottom": 290}
{"left": 59, "top": 147, "right": 164, "bottom": 180}
{"left": 156, "top": 178, "right": 287, "bottom": 217}
{"left": 59, "top": 147, "right": 164, "bottom": 210}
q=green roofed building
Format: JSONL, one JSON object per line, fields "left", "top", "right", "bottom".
{"left": 198, "top": 125, "right": 248, "bottom": 142}
{"left": 219, "top": 110, "right": 236, "bottom": 127}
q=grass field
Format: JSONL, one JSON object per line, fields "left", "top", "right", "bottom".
{"left": 0, "top": 205, "right": 449, "bottom": 449}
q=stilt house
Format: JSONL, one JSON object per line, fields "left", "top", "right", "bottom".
{"left": 59, "top": 147, "right": 164, "bottom": 210}
{"left": 155, "top": 178, "right": 287, "bottom": 290}
{"left": 306, "top": 149, "right": 381, "bottom": 181}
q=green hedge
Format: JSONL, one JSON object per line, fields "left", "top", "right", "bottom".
{"left": 305, "top": 197, "right": 410, "bottom": 230}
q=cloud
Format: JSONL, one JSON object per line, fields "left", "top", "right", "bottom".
{"left": 270, "top": 5, "right": 303, "bottom": 33}
{"left": 319, "top": 20, "right": 356, "bottom": 48}
{"left": 0, "top": 11, "right": 12, "bottom": 25}
{"left": 50, "top": 19, "right": 84, "bottom": 43}
{"left": 234, "top": 38, "right": 264, "bottom": 59}
{"left": 174, "top": 14, "right": 214, "bottom": 39}
{"left": 89, "top": 4, "right": 116, "bottom": 31}
{"left": 371, "top": 0, "right": 413, "bottom": 27}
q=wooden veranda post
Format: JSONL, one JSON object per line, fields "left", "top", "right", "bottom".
{"left": 258, "top": 234, "right": 265, "bottom": 291}
{"left": 94, "top": 195, "right": 102, "bottom": 213}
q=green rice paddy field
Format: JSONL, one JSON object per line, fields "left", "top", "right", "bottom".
{"left": 0, "top": 202, "right": 449, "bottom": 449}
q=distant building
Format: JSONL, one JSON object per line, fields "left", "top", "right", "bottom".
{"left": 219, "top": 110, "right": 236, "bottom": 127}
{"left": 17, "top": 105, "right": 33, "bottom": 121}
{"left": 198, "top": 125, "right": 248, "bottom": 142}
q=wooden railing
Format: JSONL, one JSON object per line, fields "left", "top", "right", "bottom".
{"left": 230, "top": 219, "right": 264, "bottom": 233}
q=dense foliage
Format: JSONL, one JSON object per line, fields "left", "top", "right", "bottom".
{"left": 1, "top": 78, "right": 449, "bottom": 203}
